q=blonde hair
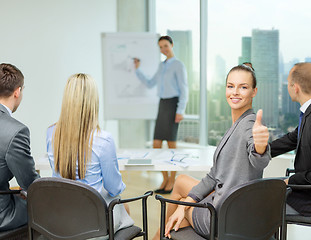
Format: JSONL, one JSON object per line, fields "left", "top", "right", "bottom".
{"left": 53, "top": 73, "right": 100, "bottom": 179}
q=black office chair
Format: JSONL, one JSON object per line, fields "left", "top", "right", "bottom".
{"left": 0, "top": 190, "right": 28, "bottom": 240}
{"left": 283, "top": 168, "right": 311, "bottom": 240}
{"left": 27, "top": 177, "right": 153, "bottom": 240}
{"left": 156, "top": 178, "right": 288, "bottom": 240}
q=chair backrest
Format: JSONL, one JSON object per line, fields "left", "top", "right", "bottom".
{"left": 0, "top": 225, "right": 28, "bottom": 240}
{"left": 217, "top": 178, "right": 286, "bottom": 240}
{"left": 27, "top": 177, "right": 109, "bottom": 240}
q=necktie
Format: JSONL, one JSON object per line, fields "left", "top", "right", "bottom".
{"left": 298, "top": 111, "right": 304, "bottom": 139}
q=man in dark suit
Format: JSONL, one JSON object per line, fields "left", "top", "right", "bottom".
{"left": 271, "top": 62, "right": 311, "bottom": 216}
{"left": 0, "top": 63, "right": 39, "bottom": 231}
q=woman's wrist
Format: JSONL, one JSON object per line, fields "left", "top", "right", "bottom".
{"left": 179, "top": 203, "right": 193, "bottom": 211}
{"left": 178, "top": 205, "right": 187, "bottom": 211}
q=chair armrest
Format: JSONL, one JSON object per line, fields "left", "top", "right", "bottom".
{"left": 0, "top": 189, "right": 27, "bottom": 199}
{"left": 20, "top": 190, "right": 27, "bottom": 198}
{"left": 155, "top": 194, "right": 216, "bottom": 240}
{"left": 118, "top": 190, "right": 153, "bottom": 204}
{"left": 286, "top": 168, "right": 295, "bottom": 177}
{"left": 0, "top": 189, "right": 21, "bottom": 195}
{"left": 108, "top": 190, "right": 153, "bottom": 209}
{"left": 156, "top": 194, "right": 214, "bottom": 208}
{"left": 108, "top": 191, "right": 153, "bottom": 240}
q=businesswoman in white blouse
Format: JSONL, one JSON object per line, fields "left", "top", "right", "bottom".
{"left": 134, "top": 35, "right": 189, "bottom": 194}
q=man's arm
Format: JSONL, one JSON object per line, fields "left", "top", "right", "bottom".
{"left": 270, "top": 128, "right": 298, "bottom": 158}
{"left": 289, "top": 171, "right": 311, "bottom": 185}
{"left": 6, "top": 126, "right": 39, "bottom": 190}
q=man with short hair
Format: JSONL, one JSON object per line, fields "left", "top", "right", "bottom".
{"left": 271, "top": 62, "right": 311, "bottom": 216}
{"left": 0, "top": 63, "right": 39, "bottom": 231}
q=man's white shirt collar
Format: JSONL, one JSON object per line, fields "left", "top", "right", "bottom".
{"left": 300, "top": 98, "right": 311, "bottom": 113}
{"left": 0, "top": 103, "right": 12, "bottom": 116}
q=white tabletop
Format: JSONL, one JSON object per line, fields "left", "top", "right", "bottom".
{"left": 35, "top": 146, "right": 216, "bottom": 172}
{"left": 117, "top": 147, "right": 215, "bottom": 171}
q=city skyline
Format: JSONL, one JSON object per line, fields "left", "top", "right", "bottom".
{"left": 157, "top": 0, "right": 311, "bottom": 75}
{"left": 251, "top": 29, "right": 279, "bottom": 128}
{"left": 156, "top": 0, "right": 309, "bottom": 144}
{"left": 167, "top": 27, "right": 305, "bottom": 144}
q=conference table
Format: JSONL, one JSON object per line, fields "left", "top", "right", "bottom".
{"left": 35, "top": 146, "right": 216, "bottom": 173}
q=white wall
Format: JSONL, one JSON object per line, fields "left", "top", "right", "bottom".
{"left": 0, "top": 0, "right": 117, "bottom": 159}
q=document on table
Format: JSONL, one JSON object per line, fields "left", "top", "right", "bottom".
{"left": 117, "top": 150, "right": 153, "bottom": 166}
{"left": 154, "top": 150, "right": 200, "bottom": 168}
{"left": 117, "top": 149, "right": 201, "bottom": 167}
{"left": 118, "top": 150, "right": 150, "bottom": 159}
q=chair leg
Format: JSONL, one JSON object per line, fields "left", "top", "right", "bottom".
{"left": 281, "top": 222, "right": 287, "bottom": 240}
{"left": 28, "top": 227, "right": 33, "bottom": 240}
{"left": 142, "top": 197, "right": 148, "bottom": 240}
{"left": 108, "top": 208, "right": 115, "bottom": 240}
{"left": 274, "top": 228, "right": 279, "bottom": 240}
{"left": 159, "top": 201, "right": 166, "bottom": 239}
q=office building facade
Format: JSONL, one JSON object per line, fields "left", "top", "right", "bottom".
{"left": 251, "top": 29, "right": 279, "bottom": 128}
{"left": 238, "top": 37, "right": 252, "bottom": 64}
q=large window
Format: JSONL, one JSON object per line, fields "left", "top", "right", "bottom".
{"left": 156, "top": 0, "right": 200, "bottom": 144}
{"left": 207, "top": 0, "right": 311, "bottom": 145}
{"left": 156, "top": 0, "right": 311, "bottom": 146}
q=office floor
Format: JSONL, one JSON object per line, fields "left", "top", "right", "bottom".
{"left": 25, "top": 155, "right": 311, "bottom": 240}
{"left": 120, "top": 170, "right": 164, "bottom": 239}
{"left": 120, "top": 170, "right": 311, "bottom": 240}
{"left": 121, "top": 170, "right": 207, "bottom": 238}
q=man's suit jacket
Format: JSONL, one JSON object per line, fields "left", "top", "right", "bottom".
{"left": 0, "top": 104, "right": 39, "bottom": 231}
{"left": 271, "top": 104, "right": 311, "bottom": 216}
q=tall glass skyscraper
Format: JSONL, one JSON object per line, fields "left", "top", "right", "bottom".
{"left": 239, "top": 37, "right": 252, "bottom": 64}
{"left": 251, "top": 29, "right": 279, "bottom": 128}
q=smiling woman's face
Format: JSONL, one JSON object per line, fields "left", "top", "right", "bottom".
{"left": 158, "top": 39, "right": 173, "bottom": 57}
{"left": 226, "top": 70, "right": 257, "bottom": 112}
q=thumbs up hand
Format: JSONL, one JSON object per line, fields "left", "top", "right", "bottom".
{"left": 252, "top": 109, "right": 269, "bottom": 154}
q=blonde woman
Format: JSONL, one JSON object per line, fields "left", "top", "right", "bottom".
{"left": 46, "top": 73, "right": 134, "bottom": 235}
